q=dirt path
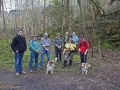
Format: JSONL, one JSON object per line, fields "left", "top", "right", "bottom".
{"left": 0, "top": 57, "right": 120, "bottom": 90}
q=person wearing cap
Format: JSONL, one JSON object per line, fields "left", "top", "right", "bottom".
{"left": 78, "top": 35, "right": 89, "bottom": 63}
{"left": 10, "top": 29, "right": 27, "bottom": 76}
{"left": 40, "top": 33, "right": 51, "bottom": 67}
{"left": 62, "top": 36, "right": 76, "bottom": 68}
{"left": 54, "top": 33, "right": 63, "bottom": 61}
{"left": 63, "top": 32, "right": 70, "bottom": 46}
{"left": 29, "top": 35, "right": 40, "bottom": 72}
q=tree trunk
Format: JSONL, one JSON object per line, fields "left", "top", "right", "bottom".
{"left": 2, "top": 0, "right": 7, "bottom": 38}
{"left": 43, "top": 0, "right": 46, "bottom": 33}
{"left": 66, "top": 0, "right": 72, "bottom": 34}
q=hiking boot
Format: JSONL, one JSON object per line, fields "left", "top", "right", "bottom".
{"left": 20, "top": 71, "right": 26, "bottom": 74}
{"left": 16, "top": 72, "right": 19, "bottom": 76}
{"left": 69, "top": 60, "right": 72, "bottom": 66}
{"left": 63, "top": 60, "right": 67, "bottom": 67}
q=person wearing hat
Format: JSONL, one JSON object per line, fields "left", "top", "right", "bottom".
{"left": 54, "top": 33, "right": 63, "bottom": 61}
{"left": 78, "top": 35, "right": 89, "bottom": 63}
{"left": 29, "top": 35, "right": 40, "bottom": 72}
{"left": 40, "top": 33, "right": 51, "bottom": 67}
{"left": 62, "top": 36, "right": 76, "bottom": 68}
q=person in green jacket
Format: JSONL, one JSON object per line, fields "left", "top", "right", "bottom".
{"left": 29, "top": 35, "right": 40, "bottom": 72}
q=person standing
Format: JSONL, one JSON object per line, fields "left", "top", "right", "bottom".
{"left": 72, "top": 32, "right": 78, "bottom": 46}
{"left": 29, "top": 35, "right": 40, "bottom": 72}
{"left": 40, "top": 33, "right": 51, "bottom": 67}
{"left": 72, "top": 32, "right": 78, "bottom": 52}
{"left": 63, "top": 36, "right": 76, "bottom": 68}
{"left": 78, "top": 35, "right": 89, "bottom": 63}
{"left": 11, "top": 29, "right": 27, "bottom": 76}
{"left": 54, "top": 33, "right": 63, "bottom": 61}
{"left": 63, "top": 32, "right": 69, "bottom": 45}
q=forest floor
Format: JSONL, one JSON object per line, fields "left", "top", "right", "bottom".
{"left": 0, "top": 49, "right": 120, "bottom": 90}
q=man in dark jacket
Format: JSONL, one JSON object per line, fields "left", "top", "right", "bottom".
{"left": 54, "top": 33, "right": 63, "bottom": 61}
{"left": 11, "top": 29, "right": 27, "bottom": 76}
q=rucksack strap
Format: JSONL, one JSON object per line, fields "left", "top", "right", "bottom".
{"left": 80, "top": 41, "right": 86, "bottom": 46}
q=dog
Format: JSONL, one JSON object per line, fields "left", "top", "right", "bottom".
{"left": 81, "top": 63, "right": 90, "bottom": 75}
{"left": 46, "top": 57, "right": 57, "bottom": 74}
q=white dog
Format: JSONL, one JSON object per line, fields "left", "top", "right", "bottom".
{"left": 46, "top": 57, "right": 57, "bottom": 74}
{"left": 81, "top": 63, "right": 90, "bottom": 75}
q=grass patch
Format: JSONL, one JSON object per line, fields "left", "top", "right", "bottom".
{"left": 0, "top": 39, "right": 99, "bottom": 76}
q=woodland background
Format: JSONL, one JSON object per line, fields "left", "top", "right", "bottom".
{"left": 0, "top": 0, "right": 120, "bottom": 90}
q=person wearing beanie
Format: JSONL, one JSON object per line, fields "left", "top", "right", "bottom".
{"left": 62, "top": 36, "right": 76, "bottom": 68}
{"left": 40, "top": 33, "right": 51, "bottom": 67}
{"left": 78, "top": 35, "right": 89, "bottom": 63}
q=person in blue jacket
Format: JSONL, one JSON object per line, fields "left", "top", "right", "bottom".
{"left": 72, "top": 32, "right": 78, "bottom": 45}
{"left": 29, "top": 35, "right": 40, "bottom": 72}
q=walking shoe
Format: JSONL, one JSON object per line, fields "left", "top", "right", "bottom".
{"left": 20, "top": 71, "right": 26, "bottom": 74}
{"left": 16, "top": 72, "right": 19, "bottom": 76}
{"left": 30, "top": 70, "right": 33, "bottom": 72}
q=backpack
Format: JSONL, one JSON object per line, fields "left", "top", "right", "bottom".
{"left": 10, "top": 36, "right": 18, "bottom": 51}
{"left": 79, "top": 41, "right": 86, "bottom": 46}
{"left": 29, "top": 40, "right": 34, "bottom": 51}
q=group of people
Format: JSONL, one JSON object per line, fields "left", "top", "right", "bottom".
{"left": 11, "top": 29, "right": 89, "bottom": 76}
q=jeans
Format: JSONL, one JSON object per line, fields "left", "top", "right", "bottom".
{"left": 29, "top": 52, "right": 39, "bottom": 70}
{"left": 80, "top": 52, "right": 87, "bottom": 63}
{"left": 55, "top": 47, "right": 62, "bottom": 61}
{"left": 14, "top": 52, "right": 24, "bottom": 73}
{"left": 40, "top": 50, "right": 50, "bottom": 66}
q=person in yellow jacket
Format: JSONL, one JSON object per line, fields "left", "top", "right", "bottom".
{"left": 63, "top": 36, "right": 76, "bottom": 68}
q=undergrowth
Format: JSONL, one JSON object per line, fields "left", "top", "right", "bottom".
{"left": 0, "top": 39, "right": 98, "bottom": 75}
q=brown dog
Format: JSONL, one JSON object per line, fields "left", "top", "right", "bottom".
{"left": 46, "top": 58, "right": 57, "bottom": 74}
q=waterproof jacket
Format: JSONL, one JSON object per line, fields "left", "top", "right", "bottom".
{"left": 11, "top": 34, "right": 27, "bottom": 52}
{"left": 54, "top": 37, "right": 63, "bottom": 47}
{"left": 64, "top": 42, "right": 76, "bottom": 52}
{"left": 78, "top": 40, "right": 89, "bottom": 53}
{"left": 29, "top": 40, "right": 40, "bottom": 53}
{"left": 72, "top": 35, "right": 78, "bottom": 45}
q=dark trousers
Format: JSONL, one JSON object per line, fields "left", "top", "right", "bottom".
{"left": 80, "top": 52, "right": 87, "bottom": 63}
{"left": 55, "top": 47, "right": 62, "bottom": 61}
{"left": 63, "top": 51, "right": 74, "bottom": 67}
